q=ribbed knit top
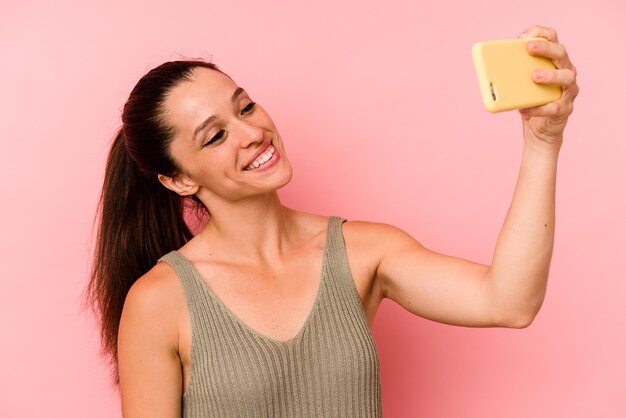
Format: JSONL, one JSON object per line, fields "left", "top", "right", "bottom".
{"left": 157, "top": 216, "right": 382, "bottom": 417}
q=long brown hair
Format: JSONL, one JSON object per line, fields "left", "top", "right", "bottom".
{"left": 84, "top": 60, "right": 226, "bottom": 388}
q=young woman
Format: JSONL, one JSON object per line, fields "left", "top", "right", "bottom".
{"left": 86, "top": 25, "right": 578, "bottom": 417}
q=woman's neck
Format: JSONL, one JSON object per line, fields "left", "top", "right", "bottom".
{"left": 194, "top": 192, "right": 299, "bottom": 262}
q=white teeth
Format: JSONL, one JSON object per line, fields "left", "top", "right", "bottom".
{"left": 245, "top": 145, "right": 276, "bottom": 171}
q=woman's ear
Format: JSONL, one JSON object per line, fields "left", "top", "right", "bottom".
{"left": 157, "top": 173, "right": 199, "bottom": 196}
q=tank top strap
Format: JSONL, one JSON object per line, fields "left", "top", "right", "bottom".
{"left": 326, "top": 215, "right": 349, "bottom": 270}
{"left": 157, "top": 250, "right": 203, "bottom": 314}
{"left": 325, "top": 216, "right": 370, "bottom": 319}
{"left": 326, "top": 215, "right": 353, "bottom": 280}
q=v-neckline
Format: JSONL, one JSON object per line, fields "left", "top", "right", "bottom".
{"left": 175, "top": 216, "right": 334, "bottom": 346}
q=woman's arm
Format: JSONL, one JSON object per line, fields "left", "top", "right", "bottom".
{"left": 118, "top": 264, "right": 184, "bottom": 417}
{"left": 371, "top": 25, "right": 578, "bottom": 328}
{"left": 486, "top": 25, "right": 578, "bottom": 324}
{"left": 483, "top": 127, "right": 560, "bottom": 327}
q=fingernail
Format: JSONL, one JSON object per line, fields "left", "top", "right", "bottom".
{"left": 533, "top": 70, "right": 544, "bottom": 80}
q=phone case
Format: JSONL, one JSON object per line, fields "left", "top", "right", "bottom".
{"left": 471, "top": 37, "right": 562, "bottom": 112}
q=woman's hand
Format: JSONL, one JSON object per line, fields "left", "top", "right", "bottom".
{"left": 517, "top": 25, "right": 579, "bottom": 148}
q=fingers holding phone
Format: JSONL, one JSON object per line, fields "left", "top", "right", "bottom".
{"left": 515, "top": 26, "right": 579, "bottom": 142}
{"left": 472, "top": 25, "right": 579, "bottom": 144}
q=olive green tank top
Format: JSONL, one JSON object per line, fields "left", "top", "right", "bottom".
{"left": 158, "top": 216, "right": 383, "bottom": 417}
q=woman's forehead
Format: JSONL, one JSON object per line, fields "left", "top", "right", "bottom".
{"left": 165, "top": 68, "right": 238, "bottom": 129}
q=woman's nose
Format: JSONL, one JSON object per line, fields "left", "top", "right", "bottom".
{"left": 236, "top": 120, "right": 264, "bottom": 148}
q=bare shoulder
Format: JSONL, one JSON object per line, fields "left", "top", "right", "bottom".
{"left": 127, "top": 261, "right": 184, "bottom": 311}
{"left": 341, "top": 219, "right": 426, "bottom": 299}
{"left": 342, "top": 219, "right": 422, "bottom": 252}
{"left": 118, "top": 260, "right": 186, "bottom": 414}
{"left": 289, "top": 211, "right": 413, "bottom": 247}
{"left": 332, "top": 219, "right": 418, "bottom": 321}
{"left": 121, "top": 260, "right": 185, "bottom": 350}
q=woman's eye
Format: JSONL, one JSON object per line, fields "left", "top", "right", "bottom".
{"left": 241, "top": 101, "right": 256, "bottom": 114}
{"left": 203, "top": 130, "right": 225, "bottom": 147}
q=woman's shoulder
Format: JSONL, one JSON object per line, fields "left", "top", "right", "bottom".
{"left": 288, "top": 210, "right": 413, "bottom": 244}
{"left": 118, "top": 259, "right": 184, "bottom": 404}
{"left": 286, "top": 209, "right": 416, "bottom": 247}
{"left": 139, "top": 254, "right": 183, "bottom": 287}
{"left": 342, "top": 217, "right": 422, "bottom": 257}
{"left": 342, "top": 217, "right": 407, "bottom": 237}
{"left": 124, "top": 262, "right": 184, "bottom": 328}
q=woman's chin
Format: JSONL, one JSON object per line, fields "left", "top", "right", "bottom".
{"left": 274, "top": 164, "right": 294, "bottom": 190}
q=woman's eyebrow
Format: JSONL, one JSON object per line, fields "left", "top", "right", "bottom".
{"left": 192, "top": 87, "right": 246, "bottom": 143}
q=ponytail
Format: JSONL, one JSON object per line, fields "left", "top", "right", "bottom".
{"left": 85, "top": 128, "right": 193, "bottom": 387}
{"left": 84, "top": 59, "right": 222, "bottom": 389}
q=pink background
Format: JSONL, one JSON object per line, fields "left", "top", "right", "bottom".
{"left": 2, "top": 0, "right": 625, "bottom": 417}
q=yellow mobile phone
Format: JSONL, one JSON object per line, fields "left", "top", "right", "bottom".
{"left": 471, "top": 37, "right": 562, "bottom": 112}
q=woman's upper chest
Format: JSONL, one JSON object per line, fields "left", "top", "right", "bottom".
{"left": 183, "top": 239, "right": 377, "bottom": 327}
{"left": 175, "top": 226, "right": 382, "bottom": 383}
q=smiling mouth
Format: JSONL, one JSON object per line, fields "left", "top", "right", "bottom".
{"left": 244, "top": 144, "right": 276, "bottom": 171}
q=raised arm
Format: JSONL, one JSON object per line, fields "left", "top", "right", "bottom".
{"left": 485, "top": 24, "right": 577, "bottom": 324}
{"left": 118, "top": 263, "right": 184, "bottom": 417}
{"left": 370, "top": 25, "right": 577, "bottom": 329}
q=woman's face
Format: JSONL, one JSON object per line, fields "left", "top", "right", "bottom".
{"left": 162, "top": 67, "right": 292, "bottom": 203}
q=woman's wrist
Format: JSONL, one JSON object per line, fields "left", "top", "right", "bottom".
{"left": 522, "top": 129, "right": 563, "bottom": 160}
